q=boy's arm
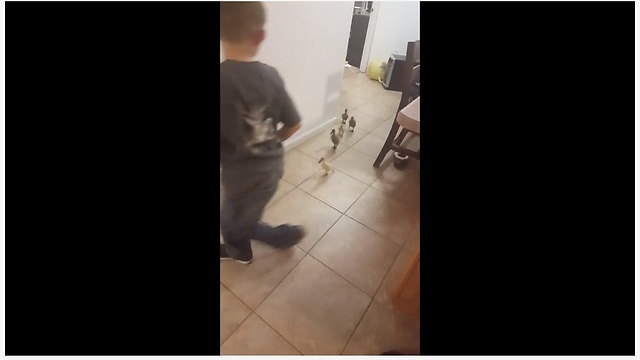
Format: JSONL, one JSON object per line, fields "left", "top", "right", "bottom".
{"left": 277, "top": 122, "right": 301, "bottom": 142}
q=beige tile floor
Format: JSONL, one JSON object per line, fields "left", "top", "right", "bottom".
{"left": 220, "top": 67, "right": 421, "bottom": 355}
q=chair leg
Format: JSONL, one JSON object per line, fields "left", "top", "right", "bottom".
{"left": 374, "top": 120, "right": 401, "bottom": 168}
{"left": 393, "top": 128, "right": 409, "bottom": 146}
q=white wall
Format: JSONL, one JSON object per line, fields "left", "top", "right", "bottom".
{"left": 366, "top": 1, "right": 420, "bottom": 65}
{"left": 221, "top": 2, "right": 354, "bottom": 146}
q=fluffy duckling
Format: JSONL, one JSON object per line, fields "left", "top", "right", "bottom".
{"left": 349, "top": 116, "right": 356, "bottom": 132}
{"left": 318, "top": 157, "right": 333, "bottom": 175}
{"left": 341, "top": 109, "right": 349, "bottom": 124}
{"left": 338, "top": 124, "right": 345, "bottom": 137}
{"left": 330, "top": 129, "right": 340, "bottom": 149}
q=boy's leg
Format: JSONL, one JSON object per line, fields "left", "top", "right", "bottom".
{"left": 220, "top": 195, "right": 255, "bottom": 263}
{"left": 248, "top": 168, "right": 306, "bottom": 248}
{"left": 252, "top": 222, "right": 306, "bottom": 249}
{"left": 220, "top": 171, "right": 281, "bottom": 262}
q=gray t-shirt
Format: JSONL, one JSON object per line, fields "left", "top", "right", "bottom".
{"left": 220, "top": 60, "right": 300, "bottom": 196}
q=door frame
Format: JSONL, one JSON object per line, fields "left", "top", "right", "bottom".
{"left": 358, "top": 1, "right": 382, "bottom": 72}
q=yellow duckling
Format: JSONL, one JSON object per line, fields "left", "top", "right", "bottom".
{"left": 318, "top": 157, "right": 333, "bottom": 175}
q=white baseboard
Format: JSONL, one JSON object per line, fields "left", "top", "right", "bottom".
{"left": 283, "top": 117, "right": 337, "bottom": 152}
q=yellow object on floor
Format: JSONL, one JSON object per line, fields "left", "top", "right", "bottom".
{"left": 367, "top": 59, "right": 384, "bottom": 81}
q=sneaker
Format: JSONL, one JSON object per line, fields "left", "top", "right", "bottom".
{"left": 255, "top": 224, "right": 306, "bottom": 249}
{"left": 220, "top": 244, "right": 253, "bottom": 264}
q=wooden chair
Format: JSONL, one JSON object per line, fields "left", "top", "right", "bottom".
{"left": 373, "top": 40, "right": 420, "bottom": 168}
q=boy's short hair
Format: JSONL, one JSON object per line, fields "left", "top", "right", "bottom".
{"left": 220, "top": 2, "right": 266, "bottom": 42}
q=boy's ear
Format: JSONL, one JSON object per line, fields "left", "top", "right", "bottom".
{"left": 251, "top": 29, "right": 266, "bottom": 46}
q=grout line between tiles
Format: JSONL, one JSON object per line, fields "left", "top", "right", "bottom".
{"left": 220, "top": 282, "right": 254, "bottom": 315}
{"left": 219, "top": 283, "right": 252, "bottom": 348}
{"left": 341, "top": 182, "right": 370, "bottom": 215}
{"left": 344, "top": 213, "right": 409, "bottom": 247}
{"left": 220, "top": 311, "right": 251, "bottom": 349}
{"left": 370, "top": 244, "right": 404, "bottom": 303}
{"left": 282, "top": 149, "right": 322, "bottom": 186}
{"left": 339, "top": 295, "right": 374, "bottom": 355}
{"left": 295, "top": 170, "right": 366, "bottom": 213}
{"left": 291, "top": 184, "right": 403, "bottom": 293}
{"left": 288, "top": 161, "right": 415, "bottom": 301}
{"left": 306, "top": 252, "right": 373, "bottom": 303}
{"left": 252, "top": 310, "right": 305, "bottom": 355}
{"left": 220, "top": 252, "right": 307, "bottom": 354}
{"left": 280, "top": 156, "right": 415, "bottom": 248}
{"left": 251, "top": 253, "right": 306, "bottom": 311}
{"left": 250, "top": 246, "right": 373, "bottom": 355}
{"left": 333, "top": 230, "right": 414, "bottom": 353}
{"left": 298, "top": 214, "right": 341, "bottom": 255}
{"left": 251, "top": 250, "right": 365, "bottom": 355}
{"left": 303, "top": 213, "right": 405, "bottom": 302}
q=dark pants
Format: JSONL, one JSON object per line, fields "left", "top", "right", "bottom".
{"left": 220, "top": 168, "right": 281, "bottom": 260}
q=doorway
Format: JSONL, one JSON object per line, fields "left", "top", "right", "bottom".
{"left": 345, "top": 1, "right": 378, "bottom": 73}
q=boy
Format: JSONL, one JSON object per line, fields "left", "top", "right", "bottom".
{"left": 220, "top": 2, "right": 305, "bottom": 264}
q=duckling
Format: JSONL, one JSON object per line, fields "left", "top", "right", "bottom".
{"left": 318, "top": 157, "right": 333, "bottom": 175}
{"left": 341, "top": 109, "right": 349, "bottom": 124}
{"left": 330, "top": 129, "right": 340, "bottom": 149}
{"left": 338, "top": 124, "right": 345, "bottom": 137}
{"left": 349, "top": 116, "right": 357, "bottom": 132}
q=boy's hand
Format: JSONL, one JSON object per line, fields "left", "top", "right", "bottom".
{"left": 277, "top": 122, "right": 302, "bottom": 142}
